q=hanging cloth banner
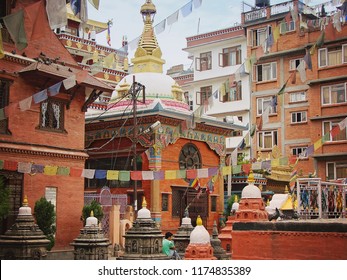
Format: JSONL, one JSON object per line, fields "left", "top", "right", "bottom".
{"left": 167, "top": 10, "right": 179, "bottom": 26}
{"left": 2, "top": 9, "right": 28, "bottom": 50}
{"left": 46, "top": 0, "right": 67, "bottom": 30}
{"left": 181, "top": 1, "right": 193, "bottom": 17}
{"left": 107, "top": 170, "right": 119, "bottom": 180}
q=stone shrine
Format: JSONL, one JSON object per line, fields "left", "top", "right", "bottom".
{"left": 173, "top": 210, "right": 194, "bottom": 258}
{"left": 210, "top": 221, "right": 229, "bottom": 260}
{"left": 184, "top": 216, "right": 216, "bottom": 260}
{"left": 70, "top": 210, "right": 110, "bottom": 260}
{"left": 0, "top": 196, "right": 50, "bottom": 260}
{"left": 118, "top": 198, "right": 169, "bottom": 260}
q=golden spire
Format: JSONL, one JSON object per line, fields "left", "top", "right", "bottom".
{"left": 267, "top": 198, "right": 270, "bottom": 206}
{"left": 284, "top": 185, "right": 289, "bottom": 194}
{"left": 234, "top": 195, "right": 238, "bottom": 203}
{"left": 196, "top": 215, "right": 202, "bottom": 226}
{"left": 132, "top": 0, "right": 165, "bottom": 73}
{"left": 23, "top": 195, "right": 28, "bottom": 207}
{"left": 90, "top": 210, "right": 94, "bottom": 217}
{"left": 142, "top": 196, "right": 147, "bottom": 208}
{"left": 247, "top": 170, "right": 255, "bottom": 183}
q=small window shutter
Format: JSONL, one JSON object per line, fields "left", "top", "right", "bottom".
{"left": 218, "top": 53, "right": 224, "bottom": 67}
{"left": 195, "top": 57, "right": 201, "bottom": 71}
{"left": 196, "top": 91, "right": 202, "bottom": 105}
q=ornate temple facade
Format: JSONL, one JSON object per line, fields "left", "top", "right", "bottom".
{"left": 84, "top": 0, "right": 246, "bottom": 233}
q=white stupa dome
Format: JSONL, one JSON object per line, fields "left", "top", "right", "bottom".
{"left": 108, "top": 72, "right": 189, "bottom": 112}
{"left": 189, "top": 216, "right": 210, "bottom": 244}
{"left": 241, "top": 172, "right": 262, "bottom": 199}
{"left": 18, "top": 196, "right": 31, "bottom": 216}
{"left": 137, "top": 197, "right": 151, "bottom": 219}
{"left": 86, "top": 210, "right": 98, "bottom": 226}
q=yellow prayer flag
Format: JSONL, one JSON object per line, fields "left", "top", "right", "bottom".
{"left": 165, "top": 170, "right": 177, "bottom": 180}
{"left": 314, "top": 139, "right": 322, "bottom": 150}
{"left": 273, "top": 25, "right": 280, "bottom": 42}
{"left": 44, "top": 165, "right": 58, "bottom": 176}
{"left": 0, "top": 30, "right": 5, "bottom": 59}
{"left": 310, "top": 44, "right": 316, "bottom": 55}
{"left": 222, "top": 166, "right": 231, "bottom": 176}
{"left": 107, "top": 170, "right": 119, "bottom": 180}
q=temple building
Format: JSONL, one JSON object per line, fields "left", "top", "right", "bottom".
{"left": 84, "top": 0, "right": 246, "bottom": 233}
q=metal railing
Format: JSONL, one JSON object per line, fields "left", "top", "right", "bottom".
{"left": 295, "top": 178, "right": 347, "bottom": 219}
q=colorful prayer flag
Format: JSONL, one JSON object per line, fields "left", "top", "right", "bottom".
{"left": 88, "top": 0, "right": 99, "bottom": 10}
{"left": 119, "top": 171, "right": 130, "bottom": 181}
{"left": 48, "top": 82, "right": 62, "bottom": 96}
{"left": 95, "top": 170, "right": 107, "bottom": 179}
{"left": 142, "top": 171, "right": 154, "bottom": 180}
{"left": 181, "top": 1, "right": 193, "bottom": 17}
{"left": 19, "top": 96, "right": 32, "bottom": 111}
{"left": 107, "top": 20, "right": 112, "bottom": 46}
{"left": 2, "top": 9, "right": 28, "bottom": 50}
{"left": 0, "top": 28, "right": 5, "bottom": 59}
{"left": 44, "top": 165, "right": 58, "bottom": 176}
{"left": 165, "top": 170, "right": 176, "bottom": 180}
{"left": 130, "top": 171, "right": 142, "bottom": 181}
{"left": 81, "top": 169, "right": 95, "bottom": 179}
{"left": 46, "top": 0, "right": 67, "bottom": 30}
{"left": 17, "top": 162, "right": 32, "bottom": 173}
{"left": 33, "top": 89, "right": 48, "bottom": 104}
{"left": 186, "top": 169, "right": 197, "bottom": 179}
{"left": 167, "top": 10, "right": 179, "bottom": 26}
{"left": 107, "top": 170, "right": 119, "bottom": 180}
{"left": 57, "top": 166, "right": 70, "bottom": 176}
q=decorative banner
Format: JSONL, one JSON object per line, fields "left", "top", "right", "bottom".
{"left": 106, "top": 170, "right": 119, "bottom": 180}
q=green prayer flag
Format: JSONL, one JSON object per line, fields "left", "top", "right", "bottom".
{"left": 277, "top": 80, "right": 288, "bottom": 95}
{"left": 3, "top": 9, "right": 28, "bottom": 51}
{"left": 316, "top": 30, "right": 325, "bottom": 48}
{"left": 119, "top": 171, "right": 130, "bottom": 181}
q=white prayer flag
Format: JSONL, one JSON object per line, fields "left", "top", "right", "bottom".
{"left": 46, "top": 0, "right": 67, "bottom": 29}
{"left": 19, "top": 96, "right": 32, "bottom": 111}
{"left": 63, "top": 75, "right": 76, "bottom": 90}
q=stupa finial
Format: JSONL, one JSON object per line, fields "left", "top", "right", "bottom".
{"left": 142, "top": 196, "right": 147, "bottom": 208}
{"left": 234, "top": 195, "right": 238, "bottom": 203}
{"left": 196, "top": 215, "right": 202, "bottom": 226}
{"left": 90, "top": 210, "right": 94, "bottom": 217}
{"left": 248, "top": 170, "right": 255, "bottom": 183}
{"left": 23, "top": 195, "right": 28, "bottom": 207}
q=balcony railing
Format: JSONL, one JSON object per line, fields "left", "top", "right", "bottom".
{"left": 295, "top": 178, "right": 347, "bottom": 219}
{"left": 243, "top": 1, "right": 308, "bottom": 23}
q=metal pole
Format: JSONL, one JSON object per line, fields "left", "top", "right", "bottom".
{"left": 132, "top": 76, "right": 138, "bottom": 213}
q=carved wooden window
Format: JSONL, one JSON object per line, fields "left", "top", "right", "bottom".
{"left": 179, "top": 143, "right": 202, "bottom": 170}
{"left": 0, "top": 79, "right": 11, "bottom": 135}
{"left": 211, "top": 196, "right": 217, "bottom": 212}
{"left": 161, "top": 193, "right": 169, "bottom": 211}
{"left": 39, "top": 98, "right": 66, "bottom": 132}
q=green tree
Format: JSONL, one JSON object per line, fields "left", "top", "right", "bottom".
{"left": 34, "top": 197, "right": 56, "bottom": 251}
{"left": 81, "top": 200, "right": 103, "bottom": 225}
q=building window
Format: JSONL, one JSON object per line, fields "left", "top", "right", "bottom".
{"left": 258, "top": 130, "right": 278, "bottom": 150}
{"left": 318, "top": 44, "right": 347, "bottom": 67}
{"left": 280, "top": 21, "right": 295, "bottom": 33}
{"left": 196, "top": 51, "right": 212, "bottom": 71}
{"left": 0, "top": 79, "right": 11, "bottom": 135}
{"left": 161, "top": 193, "right": 169, "bottom": 211}
{"left": 211, "top": 196, "right": 217, "bottom": 212}
{"left": 221, "top": 81, "right": 242, "bottom": 102}
{"left": 326, "top": 162, "right": 347, "bottom": 180}
{"left": 0, "top": 0, "right": 12, "bottom": 43}
{"left": 292, "top": 146, "right": 308, "bottom": 158}
{"left": 291, "top": 111, "right": 307, "bottom": 124}
{"left": 257, "top": 96, "right": 277, "bottom": 115}
{"left": 321, "top": 83, "right": 346, "bottom": 105}
{"left": 248, "top": 27, "right": 271, "bottom": 47}
{"left": 219, "top": 46, "right": 241, "bottom": 67}
{"left": 196, "top": 85, "right": 212, "bottom": 105}
{"left": 290, "top": 91, "right": 307, "bottom": 103}
{"left": 255, "top": 62, "right": 277, "bottom": 82}
{"left": 39, "top": 99, "right": 66, "bottom": 132}
{"left": 179, "top": 143, "right": 202, "bottom": 170}
{"left": 289, "top": 58, "right": 304, "bottom": 71}
{"left": 323, "top": 120, "right": 347, "bottom": 142}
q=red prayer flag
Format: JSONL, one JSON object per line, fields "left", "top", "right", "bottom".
{"left": 4, "top": 160, "right": 18, "bottom": 171}
{"left": 70, "top": 167, "right": 83, "bottom": 177}
{"left": 186, "top": 169, "right": 197, "bottom": 179}
{"left": 130, "top": 171, "right": 143, "bottom": 181}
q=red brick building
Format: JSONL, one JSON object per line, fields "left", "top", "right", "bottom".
{"left": 242, "top": 0, "right": 347, "bottom": 188}
{"left": 0, "top": 0, "right": 113, "bottom": 251}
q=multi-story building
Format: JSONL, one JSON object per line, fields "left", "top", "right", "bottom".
{"left": 0, "top": 0, "right": 113, "bottom": 252}
{"left": 180, "top": 26, "right": 251, "bottom": 160}
{"left": 242, "top": 0, "right": 347, "bottom": 189}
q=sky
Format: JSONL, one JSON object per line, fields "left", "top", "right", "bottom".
{"left": 87, "top": 0, "right": 332, "bottom": 72}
